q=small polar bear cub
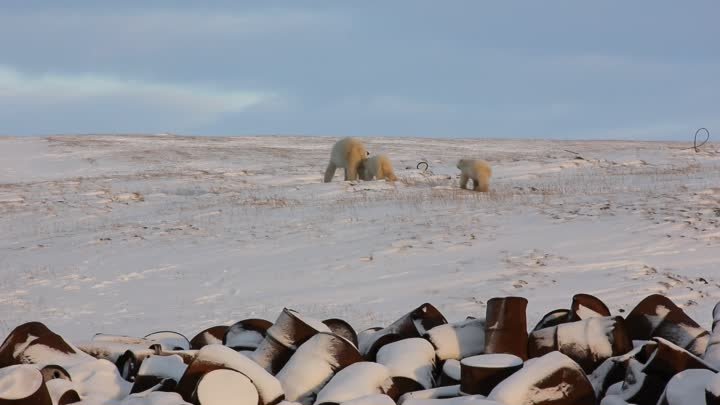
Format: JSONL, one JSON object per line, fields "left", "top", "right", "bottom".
{"left": 359, "top": 155, "right": 397, "bottom": 182}
{"left": 457, "top": 159, "right": 492, "bottom": 192}
{"left": 324, "top": 137, "right": 369, "bottom": 182}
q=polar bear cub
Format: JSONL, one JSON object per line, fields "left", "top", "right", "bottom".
{"left": 360, "top": 155, "right": 397, "bottom": 182}
{"left": 457, "top": 159, "right": 492, "bottom": 192}
{"left": 324, "top": 137, "right": 369, "bottom": 182}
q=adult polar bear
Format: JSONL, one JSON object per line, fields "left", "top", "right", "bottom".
{"left": 324, "top": 137, "right": 369, "bottom": 182}
{"left": 457, "top": 159, "right": 492, "bottom": 192}
{"left": 359, "top": 155, "right": 397, "bottom": 182}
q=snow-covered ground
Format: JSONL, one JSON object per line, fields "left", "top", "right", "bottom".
{"left": 1, "top": 135, "right": 719, "bottom": 342}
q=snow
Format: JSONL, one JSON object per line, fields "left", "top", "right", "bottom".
{"left": 399, "top": 396, "right": 501, "bottom": 405}
{"left": 599, "top": 396, "right": 629, "bottom": 405}
{"left": 11, "top": 334, "right": 39, "bottom": 359}
{"left": 20, "top": 338, "right": 94, "bottom": 367}
{"left": 397, "top": 385, "right": 460, "bottom": 405}
{"left": 78, "top": 337, "right": 155, "bottom": 364}
{"left": 77, "top": 392, "right": 190, "bottom": 405}
{"left": 315, "top": 362, "right": 392, "bottom": 405}
{"left": 0, "top": 365, "right": 42, "bottom": 399}
{"left": 341, "top": 394, "right": 395, "bottom": 405}
{"left": 704, "top": 332, "right": 720, "bottom": 368}
{"left": 376, "top": 338, "right": 436, "bottom": 390}
{"left": 617, "top": 358, "right": 646, "bottom": 402}
{"left": 605, "top": 382, "right": 623, "bottom": 397}
{"left": 460, "top": 353, "right": 523, "bottom": 368}
{"left": 196, "top": 369, "right": 259, "bottom": 405}
{"left": 225, "top": 329, "right": 265, "bottom": 350}
{"left": 1, "top": 136, "right": 719, "bottom": 341}
{"left": 576, "top": 304, "right": 603, "bottom": 320}
{"left": 68, "top": 359, "right": 132, "bottom": 400}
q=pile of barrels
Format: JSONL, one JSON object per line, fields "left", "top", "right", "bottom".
{"left": 1, "top": 293, "right": 719, "bottom": 405}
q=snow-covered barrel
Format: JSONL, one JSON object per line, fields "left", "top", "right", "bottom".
{"left": 397, "top": 385, "right": 461, "bottom": 405}
{"left": 359, "top": 303, "right": 447, "bottom": 359}
{"left": 190, "top": 326, "right": 230, "bottom": 350}
{"left": 276, "top": 332, "right": 362, "bottom": 404}
{"left": 703, "top": 302, "right": 720, "bottom": 368}
{"left": 0, "top": 322, "right": 91, "bottom": 368}
{"left": 115, "top": 347, "right": 160, "bottom": 382}
{"left": 39, "top": 365, "right": 72, "bottom": 382}
{"left": 484, "top": 297, "right": 528, "bottom": 360}
{"left": 615, "top": 358, "right": 666, "bottom": 405}
{"left": 315, "top": 362, "right": 395, "bottom": 405}
{"left": 194, "top": 369, "right": 260, "bottom": 405}
{"left": 439, "top": 359, "right": 460, "bottom": 386}
{"left": 425, "top": 318, "right": 485, "bottom": 361}
{"left": 587, "top": 341, "right": 656, "bottom": 398}
{"left": 151, "top": 349, "right": 197, "bottom": 365}
{"left": 252, "top": 309, "right": 332, "bottom": 374}
{"left": 45, "top": 379, "right": 81, "bottom": 405}
{"left": 656, "top": 368, "right": 715, "bottom": 405}
{"left": 402, "top": 397, "right": 502, "bottom": 405}
{"left": 598, "top": 396, "right": 633, "bottom": 405}
{"left": 488, "top": 351, "right": 596, "bottom": 405}
{"left": 176, "top": 344, "right": 284, "bottom": 405}
{"left": 130, "top": 354, "right": 187, "bottom": 394}
{"left": 532, "top": 309, "right": 572, "bottom": 331}
{"left": 625, "top": 294, "right": 710, "bottom": 356}
{"left": 223, "top": 319, "right": 273, "bottom": 351}
{"left": 143, "top": 331, "right": 190, "bottom": 351}
{"left": 376, "top": 338, "right": 436, "bottom": 397}
{"left": 323, "top": 319, "right": 358, "bottom": 348}
{"left": 528, "top": 316, "right": 632, "bottom": 373}
{"left": 360, "top": 334, "right": 403, "bottom": 363}
{"left": 459, "top": 353, "right": 523, "bottom": 396}
{"left": 77, "top": 333, "right": 154, "bottom": 364}
{"left": 568, "top": 293, "right": 611, "bottom": 322}
{"left": 707, "top": 372, "right": 720, "bottom": 405}
{"left": 642, "top": 337, "right": 718, "bottom": 379}
{"left": 0, "top": 365, "right": 52, "bottom": 405}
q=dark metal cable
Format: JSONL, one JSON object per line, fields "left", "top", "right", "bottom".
{"left": 691, "top": 128, "right": 710, "bottom": 152}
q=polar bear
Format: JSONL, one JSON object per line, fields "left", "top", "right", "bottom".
{"left": 324, "top": 137, "right": 369, "bottom": 182}
{"left": 359, "top": 155, "right": 397, "bottom": 182}
{"left": 457, "top": 159, "right": 492, "bottom": 192}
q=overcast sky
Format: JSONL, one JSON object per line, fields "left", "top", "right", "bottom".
{"left": 1, "top": 1, "right": 718, "bottom": 139}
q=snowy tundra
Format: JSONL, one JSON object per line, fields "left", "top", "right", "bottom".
{"left": 0, "top": 135, "right": 719, "bottom": 343}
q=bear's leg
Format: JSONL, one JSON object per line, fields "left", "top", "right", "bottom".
{"left": 460, "top": 174, "right": 469, "bottom": 189}
{"left": 346, "top": 162, "right": 359, "bottom": 181}
{"left": 324, "top": 162, "right": 337, "bottom": 183}
{"left": 474, "top": 177, "right": 489, "bottom": 192}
